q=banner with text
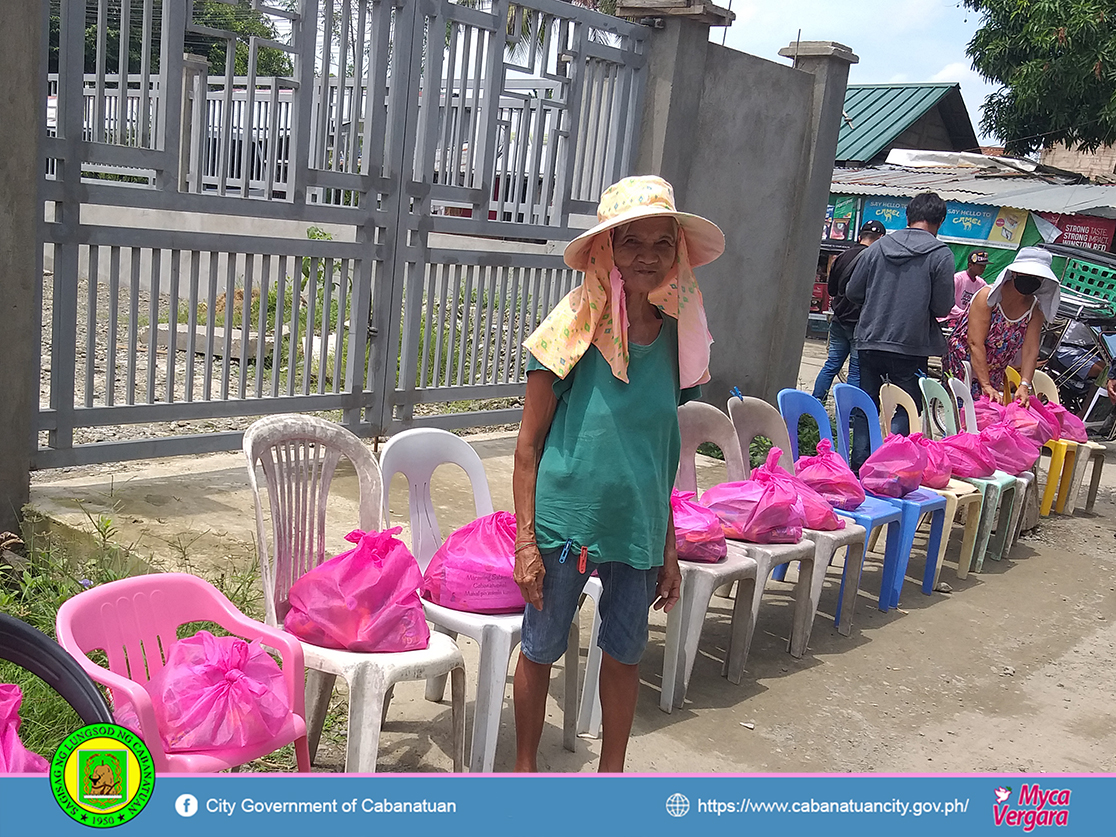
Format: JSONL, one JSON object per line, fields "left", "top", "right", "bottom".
{"left": 2, "top": 773, "right": 1113, "bottom": 837}
{"left": 860, "top": 198, "right": 1029, "bottom": 250}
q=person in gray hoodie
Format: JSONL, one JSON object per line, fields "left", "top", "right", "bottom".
{"left": 844, "top": 192, "right": 955, "bottom": 469}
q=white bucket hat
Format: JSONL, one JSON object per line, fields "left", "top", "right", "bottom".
{"left": 987, "top": 246, "right": 1061, "bottom": 321}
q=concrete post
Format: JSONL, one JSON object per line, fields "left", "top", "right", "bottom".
{"left": 633, "top": 18, "right": 713, "bottom": 205}
{"left": 768, "top": 41, "right": 858, "bottom": 393}
{"left": 0, "top": 0, "right": 43, "bottom": 532}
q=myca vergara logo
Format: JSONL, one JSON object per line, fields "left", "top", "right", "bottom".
{"left": 50, "top": 724, "right": 155, "bottom": 828}
{"left": 993, "top": 784, "right": 1070, "bottom": 831}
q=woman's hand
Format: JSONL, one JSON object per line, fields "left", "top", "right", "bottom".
{"left": 514, "top": 542, "right": 545, "bottom": 611}
{"left": 981, "top": 383, "right": 1001, "bottom": 403}
{"left": 653, "top": 552, "right": 681, "bottom": 613}
{"left": 1015, "top": 382, "right": 1031, "bottom": 407}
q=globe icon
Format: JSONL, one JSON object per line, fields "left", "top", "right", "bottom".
{"left": 665, "top": 793, "right": 690, "bottom": 818}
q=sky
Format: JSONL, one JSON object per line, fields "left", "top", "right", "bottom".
{"left": 716, "top": 0, "right": 1002, "bottom": 145}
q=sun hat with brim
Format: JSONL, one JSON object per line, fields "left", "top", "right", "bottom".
{"left": 563, "top": 175, "right": 725, "bottom": 271}
{"left": 987, "top": 246, "right": 1061, "bottom": 322}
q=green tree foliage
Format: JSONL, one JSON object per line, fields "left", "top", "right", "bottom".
{"left": 965, "top": 0, "right": 1116, "bottom": 154}
{"left": 48, "top": 0, "right": 291, "bottom": 77}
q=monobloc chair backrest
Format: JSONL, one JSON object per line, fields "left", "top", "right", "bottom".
{"left": 833, "top": 383, "right": 884, "bottom": 463}
{"left": 0, "top": 612, "right": 114, "bottom": 724}
{"left": 948, "top": 376, "right": 979, "bottom": 434}
{"left": 879, "top": 383, "right": 920, "bottom": 439}
{"left": 726, "top": 396, "right": 794, "bottom": 477}
{"left": 777, "top": 389, "right": 836, "bottom": 461}
{"left": 919, "top": 377, "right": 959, "bottom": 439}
{"left": 1003, "top": 366, "right": 1022, "bottom": 405}
{"left": 676, "top": 402, "right": 747, "bottom": 493}
{"left": 962, "top": 360, "right": 974, "bottom": 390}
{"left": 243, "top": 414, "right": 384, "bottom": 626}
{"left": 1032, "top": 369, "right": 1061, "bottom": 404}
{"left": 379, "top": 428, "right": 495, "bottom": 569}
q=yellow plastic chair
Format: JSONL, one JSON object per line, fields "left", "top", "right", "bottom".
{"left": 1032, "top": 369, "right": 1106, "bottom": 514}
{"left": 879, "top": 383, "right": 983, "bottom": 587}
{"left": 1005, "top": 367, "right": 1077, "bottom": 516}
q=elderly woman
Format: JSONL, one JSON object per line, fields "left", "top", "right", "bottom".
{"left": 511, "top": 176, "right": 724, "bottom": 772}
{"left": 945, "top": 246, "right": 1060, "bottom": 407}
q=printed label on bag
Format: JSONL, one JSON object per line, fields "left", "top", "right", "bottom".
{"left": 51, "top": 724, "right": 154, "bottom": 828}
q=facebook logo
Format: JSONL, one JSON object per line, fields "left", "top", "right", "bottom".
{"left": 175, "top": 794, "right": 199, "bottom": 817}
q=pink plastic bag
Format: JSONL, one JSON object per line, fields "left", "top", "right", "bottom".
{"left": 285, "top": 527, "right": 431, "bottom": 653}
{"left": 980, "top": 422, "right": 1042, "bottom": 475}
{"left": 423, "top": 511, "right": 524, "bottom": 614}
{"left": 973, "top": 396, "right": 1006, "bottom": 431}
{"left": 909, "top": 433, "right": 953, "bottom": 489}
{"left": 794, "top": 439, "right": 865, "bottom": 511}
{"left": 701, "top": 477, "right": 805, "bottom": 544}
{"left": 937, "top": 433, "right": 998, "bottom": 478}
{"left": 0, "top": 685, "right": 49, "bottom": 773}
{"left": 1003, "top": 402, "right": 1056, "bottom": 446}
{"left": 146, "top": 630, "right": 290, "bottom": 753}
{"left": 671, "top": 490, "right": 727, "bottom": 563}
{"left": 859, "top": 434, "right": 927, "bottom": 498}
{"left": 753, "top": 448, "right": 845, "bottom": 530}
{"left": 1026, "top": 398, "right": 1062, "bottom": 442}
{"left": 1045, "top": 401, "right": 1089, "bottom": 443}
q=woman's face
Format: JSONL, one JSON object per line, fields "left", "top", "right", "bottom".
{"left": 1011, "top": 271, "right": 1042, "bottom": 296}
{"left": 612, "top": 217, "right": 678, "bottom": 295}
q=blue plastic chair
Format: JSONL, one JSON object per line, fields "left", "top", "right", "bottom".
{"left": 777, "top": 387, "right": 902, "bottom": 618}
{"left": 831, "top": 383, "right": 949, "bottom": 610}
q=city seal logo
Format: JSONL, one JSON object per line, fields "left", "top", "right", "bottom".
{"left": 50, "top": 724, "right": 155, "bottom": 828}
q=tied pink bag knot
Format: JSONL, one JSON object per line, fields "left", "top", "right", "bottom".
{"left": 701, "top": 454, "right": 806, "bottom": 544}
{"left": 0, "top": 684, "right": 49, "bottom": 773}
{"left": 909, "top": 433, "right": 953, "bottom": 489}
{"left": 423, "top": 511, "right": 524, "bottom": 614}
{"left": 671, "top": 489, "right": 728, "bottom": 563}
{"left": 1044, "top": 401, "right": 1089, "bottom": 443}
{"left": 793, "top": 438, "right": 865, "bottom": 511}
{"left": 1003, "top": 401, "right": 1057, "bottom": 446}
{"left": 859, "top": 434, "right": 927, "bottom": 498}
{"left": 973, "top": 396, "right": 1006, "bottom": 431}
{"left": 980, "top": 421, "right": 1042, "bottom": 474}
{"left": 937, "top": 433, "right": 998, "bottom": 478}
{"left": 146, "top": 630, "right": 290, "bottom": 753}
{"left": 284, "top": 526, "right": 431, "bottom": 653}
{"left": 753, "top": 448, "right": 845, "bottom": 530}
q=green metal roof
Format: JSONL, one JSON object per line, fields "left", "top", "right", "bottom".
{"left": 836, "top": 83, "right": 977, "bottom": 165}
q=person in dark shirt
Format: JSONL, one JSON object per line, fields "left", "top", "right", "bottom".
{"left": 811, "top": 220, "right": 886, "bottom": 401}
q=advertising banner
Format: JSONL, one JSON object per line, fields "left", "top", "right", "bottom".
{"left": 1036, "top": 212, "right": 1116, "bottom": 251}
{"left": 860, "top": 198, "right": 1029, "bottom": 250}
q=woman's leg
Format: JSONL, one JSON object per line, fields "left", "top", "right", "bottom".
{"left": 512, "top": 653, "right": 553, "bottom": 772}
{"left": 598, "top": 651, "right": 640, "bottom": 772}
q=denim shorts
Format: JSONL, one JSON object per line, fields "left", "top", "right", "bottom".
{"left": 520, "top": 545, "right": 661, "bottom": 667}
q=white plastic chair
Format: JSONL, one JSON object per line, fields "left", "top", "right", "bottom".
{"left": 1033, "top": 369, "right": 1106, "bottom": 514}
{"left": 243, "top": 415, "right": 466, "bottom": 773}
{"left": 379, "top": 428, "right": 580, "bottom": 772}
{"left": 727, "top": 396, "right": 868, "bottom": 640}
{"left": 879, "top": 383, "right": 983, "bottom": 584}
{"left": 662, "top": 402, "right": 816, "bottom": 714}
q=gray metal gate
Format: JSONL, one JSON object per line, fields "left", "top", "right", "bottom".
{"left": 38, "top": 0, "right": 648, "bottom": 467}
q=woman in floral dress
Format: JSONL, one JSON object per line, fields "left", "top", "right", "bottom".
{"left": 945, "top": 247, "right": 1060, "bottom": 407}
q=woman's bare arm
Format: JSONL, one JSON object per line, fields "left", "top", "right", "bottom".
{"left": 512, "top": 369, "right": 559, "bottom": 610}
{"left": 1017, "top": 308, "right": 1045, "bottom": 407}
{"left": 966, "top": 287, "right": 998, "bottom": 400}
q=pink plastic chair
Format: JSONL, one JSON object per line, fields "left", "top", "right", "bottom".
{"left": 55, "top": 573, "right": 311, "bottom": 773}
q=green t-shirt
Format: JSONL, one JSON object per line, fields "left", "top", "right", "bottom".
{"left": 527, "top": 316, "right": 700, "bottom": 570}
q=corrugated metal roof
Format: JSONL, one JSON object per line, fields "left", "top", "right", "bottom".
{"left": 831, "top": 165, "right": 1116, "bottom": 218}
{"left": 837, "top": 84, "right": 958, "bottom": 164}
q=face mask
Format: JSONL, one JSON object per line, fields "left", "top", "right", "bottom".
{"left": 1013, "top": 274, "right": 1042, "bottom": 295}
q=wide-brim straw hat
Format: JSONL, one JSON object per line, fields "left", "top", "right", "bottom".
{"left": 563, "top": 175, "right": 725, "bottom": 272}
